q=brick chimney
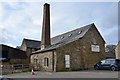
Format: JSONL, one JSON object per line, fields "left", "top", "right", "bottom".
{"left": 41, "top": 3, "right": 51, "bottom": 49}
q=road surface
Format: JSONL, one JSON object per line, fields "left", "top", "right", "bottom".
{"left": 1, "top": 70, "right": 120, "bottom": 80}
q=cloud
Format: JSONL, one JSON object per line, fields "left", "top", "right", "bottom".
{"left": 0, "top": 0, "right": 119, "bottom": 2}
{"left": 51, "top": 2, "right": 118, "bottom": 40}
{"left": 0, "top": 2, "right": 43, "bottom": 46}
{"left": 1, "top": 2, "right": 118, "bottom": 47}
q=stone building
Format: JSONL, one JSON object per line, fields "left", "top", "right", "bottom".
{"left": 20, "top": 38, "right": 41, "bottom": 63}
{"left": 105, "top": 45, "right": 116, "bottom": 59}
{"left": 115, "top": 41, "right": 120, "bottom": 59}
{"left": 30, "top": 3, "right": 105, "bottom": 72}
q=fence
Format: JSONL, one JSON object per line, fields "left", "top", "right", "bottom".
{"left": 31, "top": 64, "right": 42, "bottom": 71}
{"left": 2, "top": 64, "right": 30, "bottom": 75}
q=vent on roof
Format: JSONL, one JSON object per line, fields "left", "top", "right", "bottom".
{"left": 68, "top": 34, "right": 72, "bottom": 37}
{"left": 61, "top": 36, "right": 64, "bottom": 39}
{"left": 78, "top": 31, "right": 82, "bottom": 34}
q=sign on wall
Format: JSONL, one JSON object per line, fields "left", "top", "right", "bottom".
{"left": 65, "top": 55, "right": 70, "bottom": 68}
{"left": 91, "top": 45, "right": 100, "bottom": 52}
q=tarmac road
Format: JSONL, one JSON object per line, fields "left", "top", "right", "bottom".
{"left": 1, "top": 70, "right": 120, "bottom": 80}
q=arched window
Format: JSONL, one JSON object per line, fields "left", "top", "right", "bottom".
{"left": 44, "top": 57, "right": 49, "bottom": 66}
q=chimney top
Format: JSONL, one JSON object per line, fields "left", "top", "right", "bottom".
{"left": 44, "top": 3, "right": 49, "bottom": 5}
{"left": 41, "top": 3, "right": 51, "bottom": 50}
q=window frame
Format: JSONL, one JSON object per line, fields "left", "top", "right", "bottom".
{"left": 44, "top": 57, "right": 49, "bottom": 67}
{"left": 91, "top": 45, "right": 100, "bottom": 52}
{"left": 65, "top": 55, "right": 70, "bottom": 68}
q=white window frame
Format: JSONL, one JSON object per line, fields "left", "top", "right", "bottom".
{"left": 91, "top": 45, "right": 100, "bottom": 52}
{"left": 65, "top": 55, "right": 70, "bottom": 68}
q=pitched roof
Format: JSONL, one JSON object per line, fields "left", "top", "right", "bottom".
{"left": 0, "top": 44, "right": 27, "bottom": 59}
{"left": 51, "top": 23, "right": 93, "bottom": 45}
{"left": 23, "top": 38, "right": 41, "bottom": 49}
{"left": 33, "top": 23, "right": 95, "bottom": 53}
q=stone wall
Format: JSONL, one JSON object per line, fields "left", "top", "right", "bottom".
{"left": 20, "top": 41, "right": 32, "bottom": 64}
{"left": 1, "top": 62, "right": 13, "bottom": 75}
{"left": 31, "top": 50, "right": 56, "bottom": 72}
{"left": 55, "top": 25, "right": 105, "bottom": 71}
{"left": 1, "top": 63, "right": 30, "bottom": 75}
{"left": 20, "top": 41, "right": 27, "bottom": 51}
{"left": 81, "top": 25, "right": 105, "bottom": 68}
{"left": 115, "top": 42, "right": 120, "bottom": 59}
{"left": 56, "top": 40, "right": 83, "bottom": 71}
{"left": 30, "top": 25, "right": 105, "bottom": 72}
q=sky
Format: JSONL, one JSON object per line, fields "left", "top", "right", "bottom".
{"left": 0, "top": 1, "right": 119, "bottom": 47}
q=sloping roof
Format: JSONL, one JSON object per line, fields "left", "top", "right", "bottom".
{"left": 51, "top": 23, "right": 93, "bottom": 45}
{"left": 33, "top": 23, "right": 95, "bottom": 53}
{"left": 0, "top": 44, "right": 27, "bottom": 59}
{"left": 23, "top": 38, "right": 41, "bottom": 49}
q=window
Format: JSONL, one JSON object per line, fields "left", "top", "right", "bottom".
{"left": 34, "top": 56, "right": 38, "bottom": 65}
{"left": 91, "top": 45, "right": 100, "bottom": 52}
{"left": 34, "top": 59, "right": 38, "bottom": 65}
{"left": 44, "top": 57, "right": 49, "bottom": 66}
{"left": 104, "top": 60, "right": 111, "bottom": 64}
{"left": 109, "top": 60, "right": 115, "bottom": 64}
{"left": 65, "top": 55, "right": 70, "bottom": 68}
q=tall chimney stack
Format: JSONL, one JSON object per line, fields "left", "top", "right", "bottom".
{"left": 41, "top": 3, "right": 51, "bottom": 49}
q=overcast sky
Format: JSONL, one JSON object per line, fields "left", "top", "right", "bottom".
{"left": 0, "top": 1, "right": 119, "bottom": 47}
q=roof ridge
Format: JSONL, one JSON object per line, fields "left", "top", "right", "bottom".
{"left": 0, "top": 44, "right": 26, "bottom": 52}
{"left": 51, "top": 23, "right": 94, "bottom": 39}
{"left": 22, "top": 23, "right": 94, "bottom": 43}
{"left": 24, "top": 38, "right": 40, "bottom": 42}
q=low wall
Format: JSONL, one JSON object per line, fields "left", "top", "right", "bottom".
{"left": 1, "top": 64, "right": 30, "bottom": 75}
